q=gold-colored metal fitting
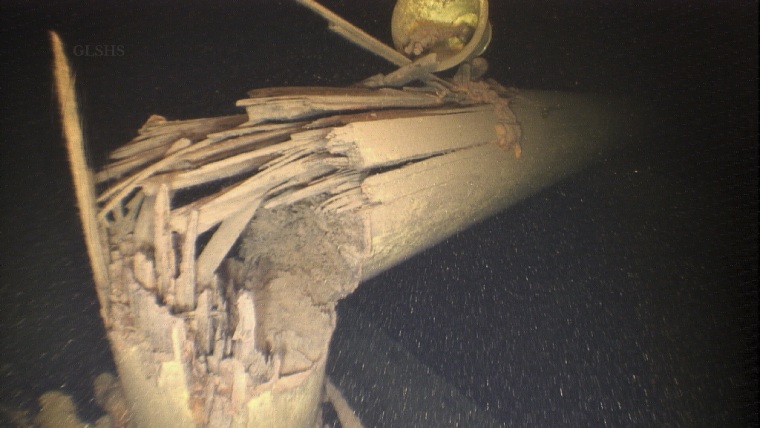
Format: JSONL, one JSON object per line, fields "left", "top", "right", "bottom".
{"left": 391, "top": 0, "right": 492, "bottom": 71}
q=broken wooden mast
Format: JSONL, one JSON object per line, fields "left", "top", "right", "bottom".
{"left": 49, "top": 1, "right": 637, "bottom": 426}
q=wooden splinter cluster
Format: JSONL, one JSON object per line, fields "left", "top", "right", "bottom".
{"left": 92, "top": 81, "right": 518, "bottom": 424}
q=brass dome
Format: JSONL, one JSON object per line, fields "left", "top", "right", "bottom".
{"left": 391, "top": 0, "right": 492, "bottom": 71}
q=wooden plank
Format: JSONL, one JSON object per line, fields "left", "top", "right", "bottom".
{"left": 95, "top": 138, "right": 176, "bottom": 183}
{"left": 194, "top": 289, "right": 213, "bottom": 355}
{"left": 326, "top": 105, "right": 498, "bottom": 169}
{"left": 205, "top": 121, "right": 305, "bottom": 140}
{"left": 263, "top": 171, "right": 362, "bottom": 209}
{"left": 177, "top": 127, "right": 295, "bottom": 166}
{"left": 175, "top": 209, "right": 198, "bottom": 311}
{"left": 237, "top": 88, "right": 444, "bottom": 125}
{"left": 110, "top": 114, "right": 247, "bottom": 160}
{"left": 153, "top": 183, "right": 174, "bottom": 299}
{"left": 232, "top": 292, "right": 257, "bottom": 368}
{"left": 142, "top": 149, "right": 275, "bottom": 192}
{"left": 196, "top": 200, "right": 260, "bottom": 287}
{"left": 169, "top": 154, "right": 334, "bottom": 233}
{"left": 133, "top": 192, "right": 154, "bottom": 248}
{"left": 303, "top": 104, "right": 468, "bottom": 130}
{"left": 318, "top": 188, "right": 366, "bottom": 214}
{"left": 245, "top": 86, "right": 411, "bottom": 98}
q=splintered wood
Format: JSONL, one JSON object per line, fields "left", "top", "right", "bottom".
{"left": 94, "top": 81, "right": 520, "bottom": 424}
{"left": 98, "top": 85, "right": 514, "bottom": 293}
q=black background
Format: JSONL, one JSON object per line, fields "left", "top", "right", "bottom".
{"left": 1, "top": 0, "right": 757, "bottom": 425}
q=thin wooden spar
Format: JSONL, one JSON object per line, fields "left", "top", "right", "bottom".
{"left": 50, "top": 31, "right": 111, "bottom": 317}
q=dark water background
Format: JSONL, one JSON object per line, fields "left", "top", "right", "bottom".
{"left": 1, "top": 0, "right": 757, "bottom": 426}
